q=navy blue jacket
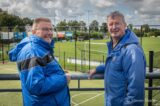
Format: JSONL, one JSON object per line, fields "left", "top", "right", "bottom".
{"left": 96, "top": 29, "right": 146, "bottom": 106}
{"left": 9, "top": 35, "right": 70, "bottom": 106}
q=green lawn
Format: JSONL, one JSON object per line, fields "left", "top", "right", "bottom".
{"left": 54, "top": 37, "right": 160, "bottom": 60}
{"left": 1, "top": 37, "right": 160, "bottom": 71}
{"left": 0, "top": 62, "right": 160, "bottom": 106}
{"left": 54, "top": 37, "right": 160, "bottom": 71}
{"left": 0, "top": 37, "right": 160, "bottom": 105}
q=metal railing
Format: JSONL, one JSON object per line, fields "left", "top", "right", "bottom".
{"left": 0, "top": 51, "right": 160, "bottom": 106}
{"left": 0, "top": 72, "right": 160, "bottom": 106}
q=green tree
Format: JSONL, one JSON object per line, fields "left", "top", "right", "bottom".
{"left": 79, "top": 21, "right": 86, "bottom": 31}
{"left": 56, "top": 20, "right": 68, "bottom": 31}
{"left": 0, "top": 9, "right": 33, "bottom": 32}
{"left": 100, "top": 22, "right": 107, "bottom": 33}
{"left": 141, "top": 24, "right": 150, "bottom": 33}
{"left": 68, "top": 20, "right": 80, "bottom": 30}
{"left": 127, "top": 24, "right": 133, "bottom": 30}
{"left": 89, "top": 20, "right": 99, "bottom": 31}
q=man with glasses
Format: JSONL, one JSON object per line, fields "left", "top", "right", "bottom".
{"left": 9, "top": 17, "right": 71, "bottom": 106}
{"left": 89, "top": 11, "right": 146, "bottom": 106}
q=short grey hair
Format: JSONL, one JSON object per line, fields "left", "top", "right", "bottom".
{"left": 32, "top": 17, "right": 52, "bottom": 30}
{"left": 107, "top": 11, "right": 126, "bottom": 23}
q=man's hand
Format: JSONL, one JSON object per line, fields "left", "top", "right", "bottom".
{"left": 88, "top": 69, "right": 96, "bottom": 79}
{"left": 65, "top": 74, "right": 71, "bottom": 84}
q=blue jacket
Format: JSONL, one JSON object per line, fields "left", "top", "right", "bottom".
{"left": 9, "top": 35, "right": 70, "bottom": 106}
{"left": 96, "top": 29, "right": 146, "bottom": 106}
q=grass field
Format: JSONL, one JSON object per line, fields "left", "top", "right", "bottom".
{"left": 0, "top": 62, "right": 105, "bottom": 106}
{"left": 0, "top": 62, "right": 160, "bottom": 106}
{"left": 54, "top": 37, "right": 160, "bottom": 70}
{"left": 1, "top": 37, "right": 160, "bottom": 72}
{"left": 0, "top": 37, "right": 160, "bottom": 105}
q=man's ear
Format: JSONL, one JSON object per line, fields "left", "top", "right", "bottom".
{"left": 124, "top": 23, "right": 127, "bottom": 29}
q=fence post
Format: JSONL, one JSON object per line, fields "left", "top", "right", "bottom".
{"left": 148, "top": 51, "right": 153, "bottom": 106}
{"left": 7, "top": 27, "right": 10, "bottom": 51}
{"left": 103, "top": 55, "right": 105, "bottom": 64}
{"left": 63, "top": 52, "right": 65, "bottom": 69}
{"left": 78, "top": 79, "right": 80, "bottom": 89}
{"left": 1, "top": 34, "right": 4, "bottom": 64}
{"left": 81, "top": 50, "right": 82, "bottom": 72}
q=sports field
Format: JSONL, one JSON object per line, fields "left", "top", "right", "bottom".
{"left": 0, "top": 62, "right": 157, "bottom": 106}
{"left": 0, "top": 62, "right": 104, "bottom": 106}
{"left": 1, "top": 62, "right": 160, "bottom": 106}
{"left": 0, "top": 37, "right": 160, "bottom": 106}
{"left": 54, "top": 37, "right": 160, "bottom": 68}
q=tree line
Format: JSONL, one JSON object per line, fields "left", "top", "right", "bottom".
{"left": 0, "top": 8, "right": 160, "bottom": 38}
{"left": 0, "top": 8, "right": 33, "bottom": 32}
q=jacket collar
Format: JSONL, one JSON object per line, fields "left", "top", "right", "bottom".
{"left": 29, "top": 35, "right": 54, "bottom": 53}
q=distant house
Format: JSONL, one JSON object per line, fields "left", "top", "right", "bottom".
{"left": 0, "top": 32, "right": 14, "bottom": 39}
{"left": 53, "top": 31, "right": 57, "bottom": 38}
{"left": 77, "top": 36, "right": 85, "bottom": 41}
{"left": 57, "top": 32, "right": 65, "bottom": 40}
{"left": 65, "top": 31, "right": 73, "bottom": 40}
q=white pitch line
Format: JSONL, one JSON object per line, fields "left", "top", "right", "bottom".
{"left": 85, "top": 42, "right": 106, "bottom": 45}
{"left": 75, "top": 93, "right": 104, "bottom": 106}
{"left": 71, "top": 93, "right": 99, "bottom": 105}
{"left": 71, "top": 100, "right": 77, "bottom": 105}
{"left": 71, "top": 92, "right": 104, "bottom": 106}
{"left": 71, "top": 92, "right": 99, "bottom": 98}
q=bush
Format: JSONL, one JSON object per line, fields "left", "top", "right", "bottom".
{"left": 91, "top": 32, "right": 103, "bottom": 39}
{"left": 154, "top": 31, "right": 160, "bottom": 37}
{"left": 133, "top": 30, "right": 142, "bottom": 37}
{"left": 73, "top": 31, "right": 104, "bottom": 40}
{"left": 147, "top": 32, "right": 155, "bottom": 37}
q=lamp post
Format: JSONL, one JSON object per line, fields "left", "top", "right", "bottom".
{"left": 87, "top": 10, "right": 91, "bottom": 70}
{"left": 74, "top": 26, "right": 77, "bottom": 71}
{"left": 89, "top": 26, "right": 91, "bottom": 70}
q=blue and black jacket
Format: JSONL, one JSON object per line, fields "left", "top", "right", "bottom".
{"left": 9, "top": 35, "right": 70, "bottom": 106}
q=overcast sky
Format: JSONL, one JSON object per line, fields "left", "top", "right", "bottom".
{"left": 0, "top": 0, "right": 160, "bottom": 26}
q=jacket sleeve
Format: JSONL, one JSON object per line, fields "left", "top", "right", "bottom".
{"left": 96, "top": 64, "right": 105, "bottom": 73}
{"left": 24, "top": 59, "right": 68, "bottom": 96}
{"left": 122, "top": 45, "right": 146, "bottom": 106}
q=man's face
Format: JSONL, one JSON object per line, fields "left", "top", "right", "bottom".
{"left": 107, "top": 16, "right": 126, "bottom": 39}
{"left": 33, "top": 21, "right": 53, "bottom": 43}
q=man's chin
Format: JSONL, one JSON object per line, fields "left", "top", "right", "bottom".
{"left": 111, "top": 34, "right": 119, "bottom": 37}
{"left": 45, "top": 38, "right": 52, "bottom": 44}
{"left": 111, "top": 34, "right": 122, "bottom": 39}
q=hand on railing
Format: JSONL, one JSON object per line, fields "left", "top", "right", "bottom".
{"left": 65, "top": 74, "right": 71, "bottom": 84}
{"left": 88, "top": 69, "right": 97, "bottom": 79}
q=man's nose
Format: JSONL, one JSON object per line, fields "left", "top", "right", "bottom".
{"left": 112, "top": 24, "right": 117, "bottom": 29}
{"left": 47, "top": 29, "right": 53, "bottom": 34}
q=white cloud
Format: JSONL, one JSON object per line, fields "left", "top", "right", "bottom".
{"left": 0, "top": 0, "right": 159, "bottom": 25}
{"left": 94, "top": 0, "right": 114, "bottom": 8}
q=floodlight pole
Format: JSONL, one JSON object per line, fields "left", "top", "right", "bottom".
{"left": 89, "top": 27, "right": 91, "bottom": 70}
{"left": 87, "top": 10, "right": 91, "bottom": 70}
{"left": 75, "top": 27, "right": 77, "bottom": 71}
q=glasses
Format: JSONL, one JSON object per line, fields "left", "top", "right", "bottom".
{"left": 36, "top": 27, "right": 54, "bottom": 32}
